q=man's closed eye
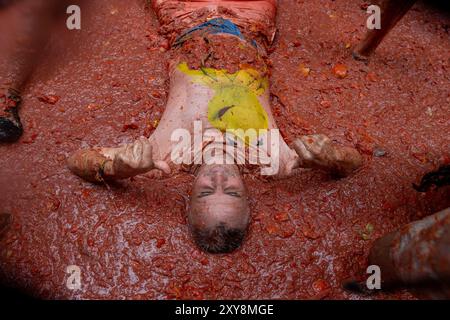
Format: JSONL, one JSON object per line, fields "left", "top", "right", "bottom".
{"left": 198, "top": 190, "right": 214, "bottom": 197}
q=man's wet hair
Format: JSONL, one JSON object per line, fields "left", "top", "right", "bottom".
{"left": 191, "top": 222, "right": 246, "bottom": 254}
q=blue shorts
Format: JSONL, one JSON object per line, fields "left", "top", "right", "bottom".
{"left": 173, "top": 18, "right": 256, "bottom": 48}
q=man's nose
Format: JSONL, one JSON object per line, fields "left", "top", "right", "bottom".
{"left": 212, "top": 170, "right": 227, "bottom": 189}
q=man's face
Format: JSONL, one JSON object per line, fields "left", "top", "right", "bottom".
{"left": 189, "top": 164, "right": 249, "bottom": 230}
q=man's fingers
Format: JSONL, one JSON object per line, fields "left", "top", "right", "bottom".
{"left": 293, "top": 134, "right": 363, "bottom": 176}
{"left": 132, "top": 139, "right": 143, "bottom": 160}
{"left": 293, "top": 139, "right": 313, "bottom": 160}
{"left": 112, "top": 137, "right": 169, "bottom": 176}
{"left": 300, "top": 134, "right": 330, "bottom": 151}
{"left": 114, "top": 152, "right": 127, "bottom": 167}
{"left": 141, "top": 137, "right": 153, "bottom": 161}
{"left": 137, "top": 137, "right": 155, "bottom": 170}
{"left": 153, "top": 160, "right": 171, "bottom": 175}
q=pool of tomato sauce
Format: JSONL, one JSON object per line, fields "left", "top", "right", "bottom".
{"left": 0, "top": 0, "right": 449, "bottom": 299}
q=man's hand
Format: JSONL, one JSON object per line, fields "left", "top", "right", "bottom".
{"left": 67, "top": 137, "right": 170, "bottom": 183}
{"left": 292, "top": 134, "right": 362, "bottom": 177}
{"left": 111, "top": 137, "right": 170, "bottom": 179}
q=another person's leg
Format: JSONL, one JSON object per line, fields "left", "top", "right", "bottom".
{"left": 0, "top": 0, "right": 67, "bottom": 142}
{"left": 413, "top": 164, "right": 450, "bottom": 192}
{"left": 369, "top": 207, "right": 450, "bottom": 299}
{"left": 353, "top": 0, "right": 417, "bottom": 61}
